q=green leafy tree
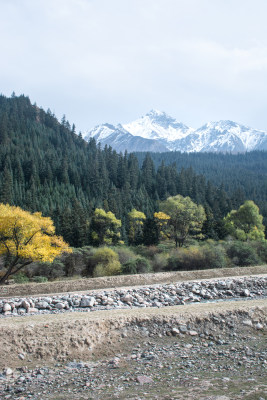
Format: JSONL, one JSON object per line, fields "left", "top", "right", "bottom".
{"left": 159, "top": 195, "right": 206, "bottom": 247}
{"left": 224, "top": 200, "right": 265, "bottom": 241}
{"left": 90, "top": 208, "right": 122, "bottom": 246}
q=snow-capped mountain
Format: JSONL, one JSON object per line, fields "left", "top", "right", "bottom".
{"left": 123, "top": 110, "right": 194, "bottom": 147}
{"left": 85, "top": 111, "right": 267, "bottom": 153}
{"left": 85, "top": 122, "right": 168, "bottom": 153}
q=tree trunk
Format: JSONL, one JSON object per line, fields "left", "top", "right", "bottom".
{"left": 0, "top": 260, "right": 32, "bottom": 285}
{"left": 0, "top": 266, "right": 14, "bottom": 285}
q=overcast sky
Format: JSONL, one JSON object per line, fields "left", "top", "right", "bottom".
{"left": 1, "top": 0, "right": 267, "bottom": 133}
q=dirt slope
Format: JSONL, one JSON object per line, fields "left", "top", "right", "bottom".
{"left": 0, "top": 298, "right": 266, "bottom": 369}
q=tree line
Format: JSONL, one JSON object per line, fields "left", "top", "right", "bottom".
{"left": 0, "top": 198, "right": 265, "bottom": 284}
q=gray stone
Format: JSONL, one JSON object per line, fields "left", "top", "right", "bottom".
{"left": 54, "top": 302, "right": 65, "bottom": 309}
{"left": 179, "top": 325, "right": 188, "bottom": 334}
{"left": 27, "top": 307, "right": 39, "bottom": 313}
{"left": 35, "top": 301, "right": 50, "bottom": 309}
{"left": 80, "top": 297, "right": 95, "bottom": 308}
{"left": 3, "top": 303, "right": 11, "bottom": 312}
{"left": 189, "top": 330, "right": 198, "bottom": 336}
{"left": 136, "top": 375, "right": 154, "bottom": 385}
{"left": 121, "top": 294, "right": 133, "bottom": 303}
{"left": 21, "top": 300, "right": 30, "bottom": 309}
{"left": 67, "top": 361, "right": 85, "bottom": 369}
{"left": 171, "top": 328, "right": 180, "bottom": 336}
{"left": 242, "top": 319, "right": 253, "bottom": 327}
{"left": 4, "top": 368, "right": 13, "bottom": 376}
{"left": 255, "top": 322, "right": 264, "bottom": 330}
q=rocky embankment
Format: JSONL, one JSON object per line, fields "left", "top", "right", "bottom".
{"left": 0, "top": 300, "right": 266, "bottom": 399}
{"left": 1, "top": 276, "right": 266, "bottom": 317}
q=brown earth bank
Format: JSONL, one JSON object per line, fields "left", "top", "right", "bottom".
{"left": 0, "top": 299, "right": 266, "bottom": 399}
{"left": 1, "top": 265, "right": 267, "bottom": 298}
{"left": 0, "top": 298, "right": 266, "bottom": 369}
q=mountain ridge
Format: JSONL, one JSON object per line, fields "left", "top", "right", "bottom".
{"left": 85, "top": 111, "right": 267, "bottom": 153}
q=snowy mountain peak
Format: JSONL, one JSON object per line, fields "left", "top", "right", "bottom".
{"left": 146, "top": 109, "right": 166, "bottom": 117}
{"left": 123, "top": 110, "right": 193, "bottom": 143}
{"left": 85, "top": 112, "right": 267, "bottom": 153}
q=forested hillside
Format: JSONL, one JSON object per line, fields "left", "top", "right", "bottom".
{"left": 0, "top": 94, "right": 265, "bottom": 247}
{"left": 135, "top": 151, "right": 267, "bottom": 224}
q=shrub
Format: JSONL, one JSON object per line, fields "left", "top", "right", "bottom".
{"left": 251, "top": 241, "right": 267, "bottom": 263}
{"left": 202, "top": 244, "right": 228, "bottom": 269}
{"left": 113, "top": 246, "right": 137, "bottom": 265}
{"left": 92, "top": 247, "right": 119, "bottom": 264}
{"left": 167, "top": 244, "right": 227, "bottom": 271}
{"left": 226, "top": 241, "right": 261, "bottom": 266}
{"left": 121, "top": 259, "right": 137, "bottom": 275}
{"left": 122, "top": 256, "right": 152, "bottom": 275}
{"left": 13, "top": 273, "right": 30, "bottom": 284}
{"left": 133, "top": 245, "right": 160, "bottom": 259}
{"left": 31, "top": 276, "right": 48, "bottom": 283}
{"left": 28, "top": 260, "right": 65, "bottom": 280}
{"left": 63, "top": 247, "right": 92, "bottom": 277}
{"left": 86, "top": 247, "right": 118, "bottom": 276}
{"left": 157, "top": 242, "right": 175, "bottom": 253}
{"left": 151, "top": 253, "right": 168, "bottom": 272}
{"left": 93, "top": 260, "right": 122, "bottom": 277}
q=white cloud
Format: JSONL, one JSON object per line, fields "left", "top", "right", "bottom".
{"left": 1, "top": 0, "right": 267, "bottom": 131}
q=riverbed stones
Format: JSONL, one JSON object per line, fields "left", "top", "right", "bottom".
{"left": 0, "top": 276, "right": 266, "bottom": 318}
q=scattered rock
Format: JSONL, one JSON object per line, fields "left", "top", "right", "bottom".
{"left": 255, "top": 322, "right": 264, "bottom": 330}
{"left": 136, "top": 375, "right": 154, "bottom": 385}
{"left": 4, "top": 368, "right": 13, "bottom": 376}
{"left": 171, "top": 328, "right": 180, "bottom": 336}
{"left": 242, "top": 319, "right": 253, "bottom": 327}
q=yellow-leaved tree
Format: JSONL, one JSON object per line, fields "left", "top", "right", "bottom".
{"left": 128, "top": 209, "right": 146, "bottom": 245}
{"left": 0, "top": 204, "right": 71, "bottom": 284}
